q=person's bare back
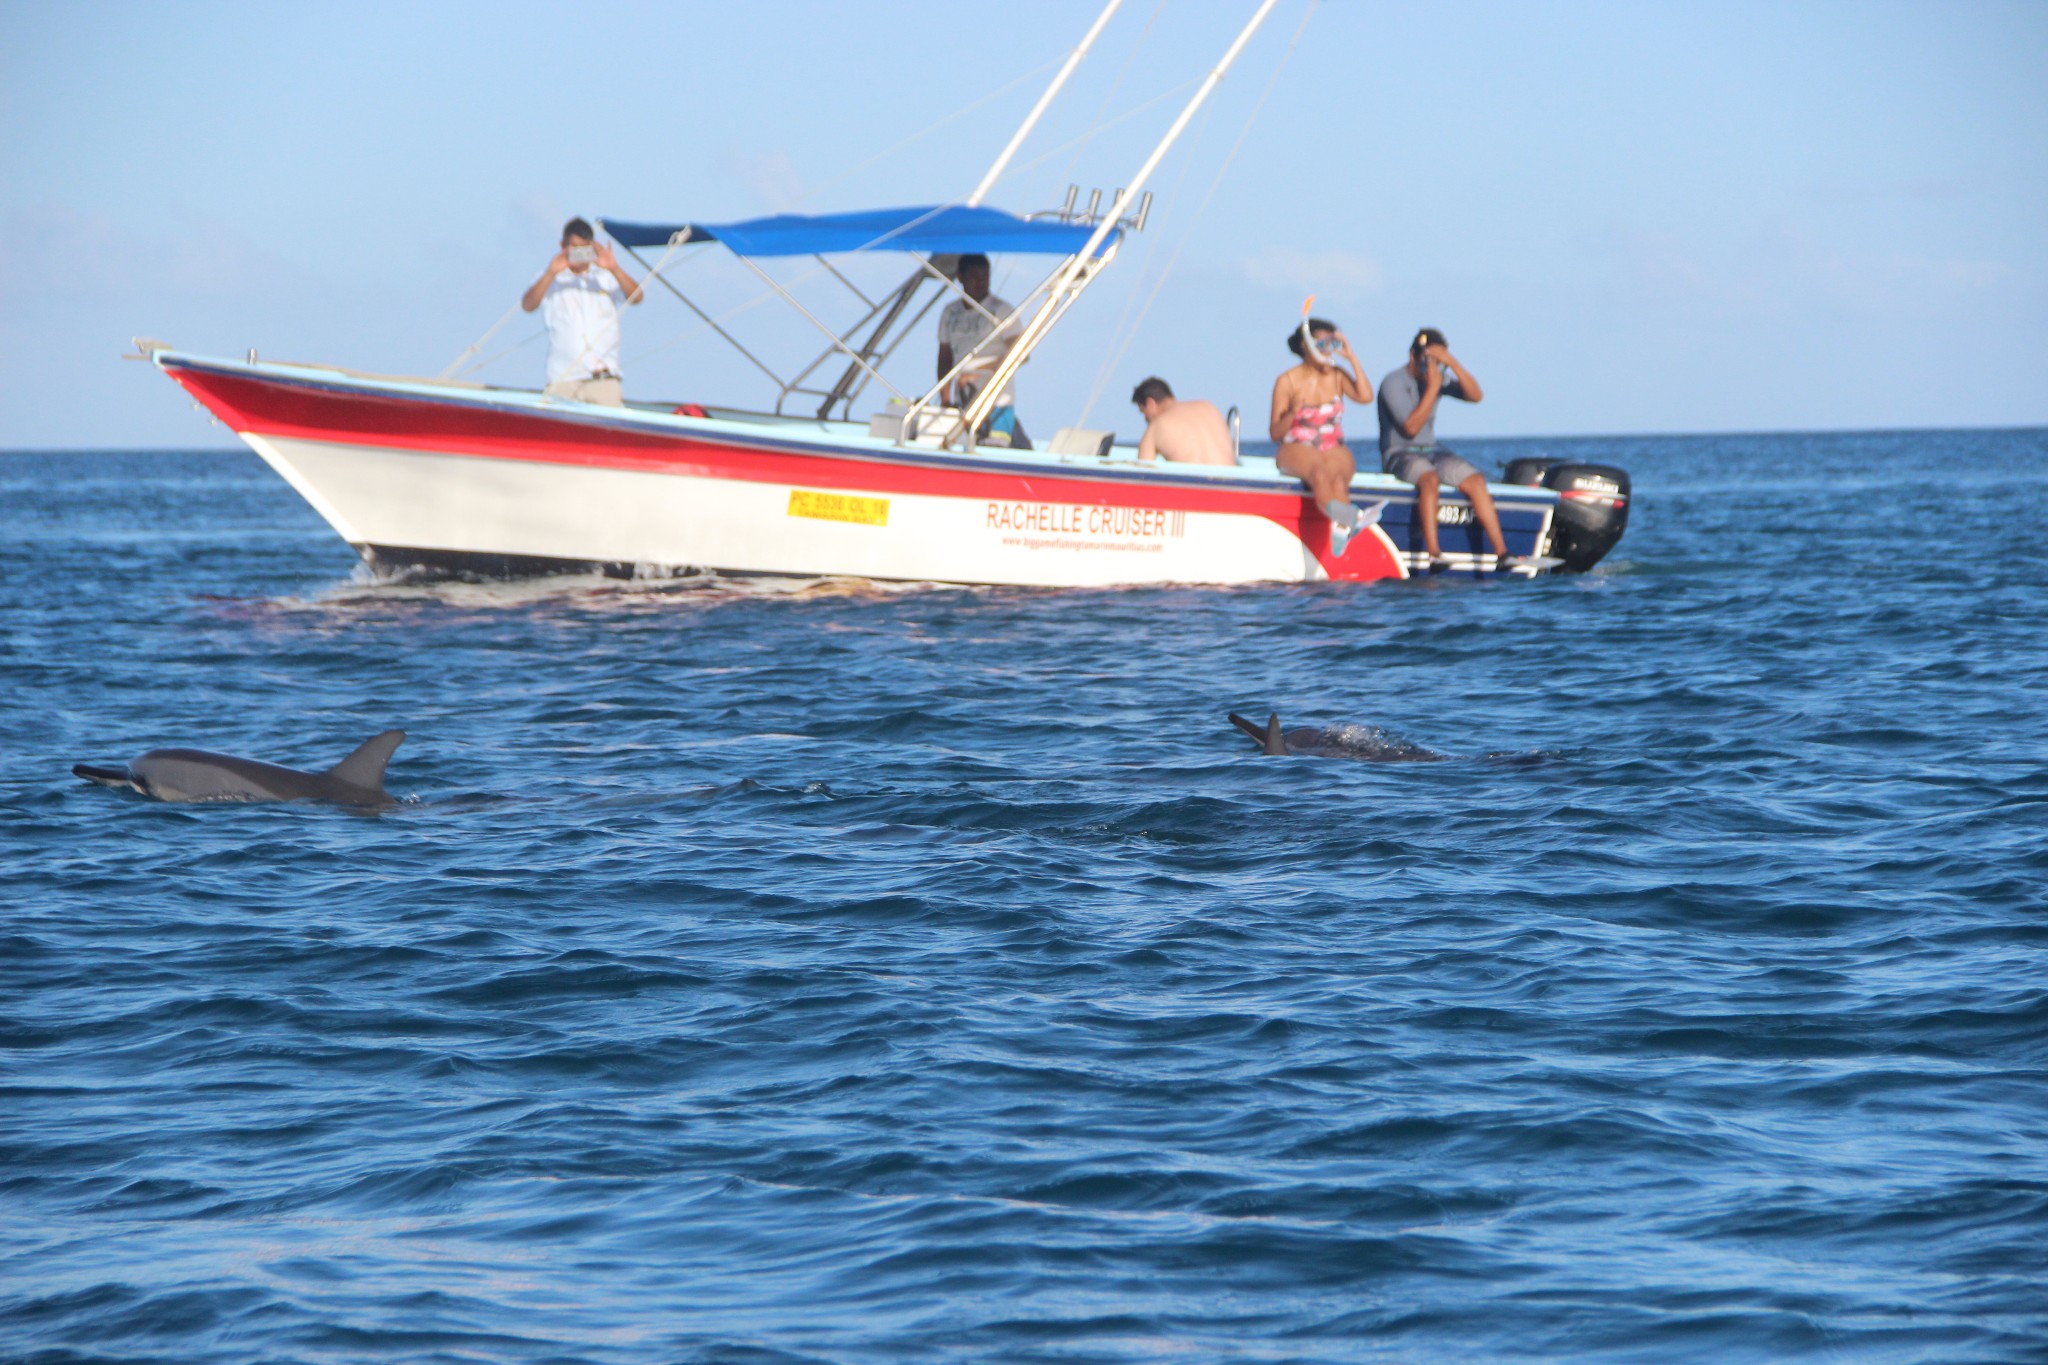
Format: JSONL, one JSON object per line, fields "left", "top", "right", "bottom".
{"left": 1132, "top": 379, "right": 1236, "bottom": 466}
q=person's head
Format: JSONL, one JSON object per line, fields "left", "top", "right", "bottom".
{"left": 1131, "top": 376, "right": 1174, "bottom": 420}
{"left": 1286, "top": 316, "right": 1340, "bottom": 367}
{"left": 1408, "top": 327, "right": 1446, "bottom": 374}
{"left": 561, "top": 217, "right": 597, "bottom": 271}
{"left": 957, "top": 253, "right": 991, "bottom": 301}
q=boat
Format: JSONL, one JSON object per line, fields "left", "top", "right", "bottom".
{"left": 138, "top": 2, "right": 1629, "bottom": 588}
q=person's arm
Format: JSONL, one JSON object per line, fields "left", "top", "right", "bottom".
{"left": 937, "top": 342, "right": 956, "bottom": 403}
{"left": 990, "top": 301, "right": 1023, "bottom": 365}
{"left": 594, "top": 244, "right": 643, "bottom": 304}
{"left": 521, "top": 253, "right": 568, "bottom": 312}
{"left": 1397, "top": 365, "right": 1442, "bottom": 439}
{"left": 1268, "top": 373, "right": 1296, "bottom": 443}
{"left": 1334, "top": 332, "right": 1372, "bottom": 404}
{"left": 1430, "top": 344, "right": 1482, "bottom": 403}
{"left": 1138, "top": 421, "right": 1158, "bottom": 463}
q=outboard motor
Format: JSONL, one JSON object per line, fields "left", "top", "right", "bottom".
{"left": 1504, "top": 458, "right": 1631, "bottom": 572}
{"left": 1503, "top": 456, "right": 1562, "bottom": 487}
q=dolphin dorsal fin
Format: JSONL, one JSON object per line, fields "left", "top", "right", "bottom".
{"left": 1263, "top": 713, "right": 1289, "bottom": 756}
{"left": 327, "top": 730, "right": 405, "bottom": 792}
{"left": 1228, "top": 711, "right": 1271, "bottom": 751}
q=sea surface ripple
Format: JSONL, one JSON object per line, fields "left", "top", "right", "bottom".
{"left": 3, "top": 430, "right": 2046, "bottom": 1363}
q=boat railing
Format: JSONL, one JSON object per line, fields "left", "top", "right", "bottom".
{"left": 893, "top": 259, "right": 1078, "bottom": 452}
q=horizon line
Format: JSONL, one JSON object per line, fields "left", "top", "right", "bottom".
{"left": 5, "top": 419, "right": 2044, "bottom": 456}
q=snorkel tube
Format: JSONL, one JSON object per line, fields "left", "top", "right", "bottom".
{"left": 1298, "top": 295, "right": 1320, "bottom": 364}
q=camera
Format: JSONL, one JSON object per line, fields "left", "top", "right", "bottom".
{"left": 566, "top": 245, "right": 597, "bottom": 266}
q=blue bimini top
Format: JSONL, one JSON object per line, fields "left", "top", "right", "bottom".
{"left": 600, "top": 204, "right": 1116, "bottom": 258}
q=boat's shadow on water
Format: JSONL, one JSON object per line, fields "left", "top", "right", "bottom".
{"left": 196, "top": 563, "right": 1589, "bottom": 624}
{"left": 200, "top": 574, "right": 891, "bottom": 616}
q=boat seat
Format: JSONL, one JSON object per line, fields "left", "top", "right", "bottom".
{"left": 1048, "top": 427, "right": 1114, "bottom": 458}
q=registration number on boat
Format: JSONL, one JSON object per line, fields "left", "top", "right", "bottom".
{"left": 788, "top": 489, "right": 890, "bottom": 527}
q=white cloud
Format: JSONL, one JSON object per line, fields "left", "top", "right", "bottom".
{"left": 1240, "top": 247, "right": 1383, "bottom": 295}
{"left": 722, "top": 149, "right": 806, "bottom": 213}
{"left": 0, "top": 203, "right": 305, "bottom": 303}
{"left": 1607, "top": 223, "right": 2017, "bottom": 321}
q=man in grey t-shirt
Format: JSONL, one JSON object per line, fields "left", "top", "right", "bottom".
{"left": 1376, "top": 328, "right": 1514, "bottom": 572}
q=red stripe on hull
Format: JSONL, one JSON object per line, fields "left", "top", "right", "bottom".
{"left": 166, "top": 361, "right": 1403, "bottom": 582}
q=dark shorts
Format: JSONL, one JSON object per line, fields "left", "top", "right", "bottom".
{"left": 1385, "top": 446, "right": 1482, "bottom": 488}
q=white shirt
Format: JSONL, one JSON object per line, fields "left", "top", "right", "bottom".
{"left": 541, "top": 267, "right": 625, "bottom": 383}
{"left": 937, "top": 293, "right": 1020, "bottom": 404}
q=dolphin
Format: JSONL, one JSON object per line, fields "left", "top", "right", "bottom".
{"left": 1227, "top": 712, "right": 1446, "bottom": 762}
{"left": 72, "top": 731, "right": 406, "bottom": 807}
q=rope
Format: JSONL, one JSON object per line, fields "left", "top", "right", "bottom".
{"left": 437, "top": 301, "right": 525, "bottom": 380}
{"left": 1077, "top": 0, "right": 1319, "bottom": 428}
{"left": 1074, "top": 93, "right": 1217, "bottom": 420}
{"left": 1001, "top": 76, "right": 1200, "bottom": 186}
{"left": 1055, "top": 0, "right": 1167, "bottom": 195}
{"left": 454, "top": 326, "right": 547, "bottom": 377}
{"left": 796, "top": 57, "right": 1061, "bottom": 208}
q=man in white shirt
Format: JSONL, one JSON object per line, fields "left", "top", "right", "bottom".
{"left": 521, "top": 217, "right": 643, "bottom": 406}
{"left": 935, "top": 253, "right": 1030, "bottom": 449}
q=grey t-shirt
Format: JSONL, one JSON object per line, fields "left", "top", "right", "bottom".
{"left": 1376, "top": 364, "right": 1469, "bottom": 466}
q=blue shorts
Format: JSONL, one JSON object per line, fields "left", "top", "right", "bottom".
{"left": 1386, "top": 446, "right": 1482, "bottom": 488}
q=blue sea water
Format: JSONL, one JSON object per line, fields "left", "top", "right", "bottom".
{"left": 3, "top": 430, "right": 2046, "bottom": 1363}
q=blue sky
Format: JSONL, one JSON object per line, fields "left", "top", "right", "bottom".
{"left": 3, "top": 0, "right": 2043, "bottom": 447}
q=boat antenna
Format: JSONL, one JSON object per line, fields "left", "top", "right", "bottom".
{"left": 958, "top": 0, "right": 1283, "bottom": 442}
{"left": 1074, "top": 0, "right": 1320, "bottom": 425}
{"left": 967, "top": 0, "right": 1124, "bottom": 207}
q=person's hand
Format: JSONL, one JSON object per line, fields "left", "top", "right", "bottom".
{"left": 545, "top": 251, "right": 568, "bottom": 277}
{"left": 594, "top": 243, "right": 620, "bottom": 272}
{"left": 1425, "top": 343, "right": 1453, "bottom": 368}
{"left": 1334, "top": 330, "right": 1357, "bottom": 358}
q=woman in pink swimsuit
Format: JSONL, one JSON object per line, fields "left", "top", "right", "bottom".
{"left": 1269, "top": 315, "right": 1373, "bottom": 553}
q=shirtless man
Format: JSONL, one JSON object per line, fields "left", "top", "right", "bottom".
{"left": 1132, "top": 377, "right": 1235, "bottom": 466}
{"left": 1376, "top": 327, "right": 1513, "bottom": 571}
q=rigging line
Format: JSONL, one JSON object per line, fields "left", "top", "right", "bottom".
{"left": 1057, "top": 0, "right": 1168, "bottom": 194}
{"left": 1076, "top": 0, "right": 1318, "bottom": 429}
{"left": 1075, "top": 89, "right": 1218, "bottom": 420}
{"left": 796, "top": 57, "right": 1062, "bottom": 207}
{"left": 1001, "top": 75, "right": 1201, "bottom": 183}
{"left": 457, "top": 326, "right": 547, "bottom": 377}
{"left": 437, "top": 301, "right": 524, "bottom": 380}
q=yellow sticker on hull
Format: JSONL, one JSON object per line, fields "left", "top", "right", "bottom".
{"left": 788, "top": 489, "right": 890, "bottom": 526}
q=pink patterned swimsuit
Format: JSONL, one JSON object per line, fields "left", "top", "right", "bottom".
{"left": 1285, "top": 395, "right": 1344, "bottom": 451}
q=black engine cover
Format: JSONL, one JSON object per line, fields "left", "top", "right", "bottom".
{"left": 1532, "top": 462, "right": 1631, "bottom": 571}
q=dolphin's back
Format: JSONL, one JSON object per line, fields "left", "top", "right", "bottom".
{"left": 74, "top": 730, "right": 407, "bottom": 806}
{"left": 129, "top": 749, "right": 317, "bottom": 802}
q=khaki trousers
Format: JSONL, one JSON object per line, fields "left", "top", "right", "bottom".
{"left": 543, "top": 376, "right": 624, "bottom": 407}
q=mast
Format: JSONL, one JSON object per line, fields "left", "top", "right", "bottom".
{"left": 967, "top": 0, "right": 1124, "bottom": 207}
{"left": 814, "top": 0, "right": 1121, "bottom": 418}
{"left": 959, "top": 0, "right": 1284, "bottom": 442}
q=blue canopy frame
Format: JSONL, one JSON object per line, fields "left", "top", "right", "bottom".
{"left": 601, "top": 204, "right": 1116, "bottom": 259}
{"left": 591, "top": 200, "right": 1133, "bottom": 427}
